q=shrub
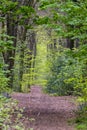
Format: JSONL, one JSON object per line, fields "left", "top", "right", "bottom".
{"left": 46, "top": 49, "right": 76, "bottom": 95}
{"left": 0, "top": 63, "right": 9, "bottom": 93}
{"left": 0, "top": 96, "right": 33, "bottom": 130}
{"left": 46, "top": 45, "right": 87, "bottom": 98}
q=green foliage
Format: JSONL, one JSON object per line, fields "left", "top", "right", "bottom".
{"left": 35, "top": 16, "right": 51, "bottom": 25}
{"left": 0, "top": 96, "right": 33, "bottom": 130}
{"left": 75, "top": 103, "right": 87, "bottom": 130}
{"left": 0, "top": 34, "right": 14, "bottom": 92}
{"left": 0, "top": 97, "right": 20, "bottom": 129}
{"left": 40, "top": 0, "right": 87, "bottom": 42}
{"left": 74, "top": 44, "right": 87, "bottom": 101}
{"left": 0, "top": 0, "right": 36, "bottom": 26}
{"left": 46, "top": 44, "right": 87, "bottom": 98}
{"left": 34, "top": 26, "right": 50, "bottom": 86}
{"left": 0, "top": 0, "right": 18, "bottom": 14}
{"left": 0, "top": 64, "right": 9, "bottom": 93}
{"left": 21, "top": 73, "right": 31, "bottom": 92}
{"left": 0, "top": 34, "right": 14, "bottom": 52}
{"left": 46, "top": 48, "right": 75, "bottom": 95}
{"left": 40, "top": 0, "right": 87, "bottom": 98}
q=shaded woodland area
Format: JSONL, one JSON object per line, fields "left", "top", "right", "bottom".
{"left": 0, "top": 0, "right": 87, "bottom": 130}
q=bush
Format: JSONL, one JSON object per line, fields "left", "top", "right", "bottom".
{"left": 46, "top": 49, "right": 75, "bottom": 95}
{"left": 46, "top": 45, "right": 87, "bottom": 98}
{"left": 0, "top": 96, "right": 33, "bottom": 130}
{"left": 75, "top": 105, "right": 87, "bottom": 130}
{"left": 0, "top": 64, "right": 9, "bottom": 93}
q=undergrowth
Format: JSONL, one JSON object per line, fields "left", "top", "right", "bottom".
{"left": 75, "top": 104, "right": 87, "bottom": 130}
{"left": 0, "top": 95, "right": 33, "bottom": 130}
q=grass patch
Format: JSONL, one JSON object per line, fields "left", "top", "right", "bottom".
{"left": 75, "top": 109, "right": 87, "bottom": 130}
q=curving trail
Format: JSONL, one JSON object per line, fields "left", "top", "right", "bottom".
{"left": 12, "top": 86, "right": 77, "bottom": 130}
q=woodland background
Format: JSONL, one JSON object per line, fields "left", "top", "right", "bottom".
{"left": 0, "top": 0, "right": 87, "bottom": 129}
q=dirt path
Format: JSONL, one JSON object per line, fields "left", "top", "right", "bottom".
{"left": 12, "top": 86, "right": 77, "bottom": 130}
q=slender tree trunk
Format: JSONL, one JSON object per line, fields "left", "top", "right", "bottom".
{"left": 18, "top": 26, "right": 27, "bottom": 91}
{"left": 26, "top": 31, "right": 36, "bottom": 84}
{"left": 32, "top": 33, "right": 36, "bottom": 69}
{"left": 28, "top": 31, "right": 36, "bottom": 68}
{"left": 2, "top": 14, "right": 18, "bottom": 88}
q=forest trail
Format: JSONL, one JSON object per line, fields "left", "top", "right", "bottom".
{"left": 12, "top": 86, "right": 77, "bottom": 130}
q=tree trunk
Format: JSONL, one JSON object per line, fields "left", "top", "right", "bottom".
{"left": 26, "top": 31, "right": 36, "bottom": 84}
{"left": 66, "top": 38, "right": 74, "bottom": 50}
{"left": 18, "top": 26, "right": 27, "bottom": 91}
{"left": 2, "top": 13, "right": 18, "bottom": 88}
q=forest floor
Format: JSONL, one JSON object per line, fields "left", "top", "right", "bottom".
{"left": 12, "top": 86, "right": 77, "bottom": 130}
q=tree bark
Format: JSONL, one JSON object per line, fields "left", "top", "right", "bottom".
{"left": 2, "top": 13, "right": 18, "bottom": 88}
{"left": 18, "top": 26, "right": 27, "bottom": 91}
